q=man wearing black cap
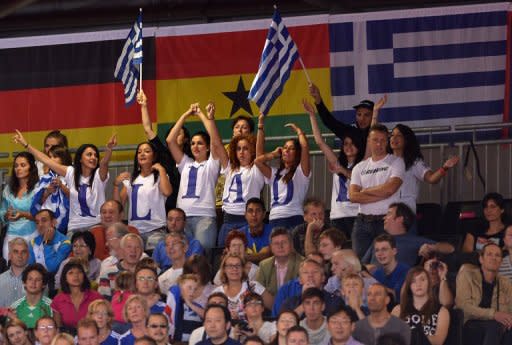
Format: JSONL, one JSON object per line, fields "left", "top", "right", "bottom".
{"left": 309, "top": 84, "right": 381, "bottom": 154}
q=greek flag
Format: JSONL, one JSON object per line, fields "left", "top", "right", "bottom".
{"left": 114, "top": 12, "right": 143, "bottom": 106}
{"left": 248, "top": 9, "right": 299, "bottom": 115}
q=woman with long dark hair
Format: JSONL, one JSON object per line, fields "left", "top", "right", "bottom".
{"left": 305, "top": 99, "right": 364, "bottom": 238}
{"left": 392, "top": 267, "right": 449, "bottom": 345}
{"left": 268, "top": 310, "right": 300, "bottom": 345}
{"left": 389, "top": 124, "right": 458, "bottom": 216}
{"left": 254, "top": 114, "right": 311, "bottom": 231}
{"left": 113, "top": 140, "right": 172, "bottom": 245}
{"left": 13, "top": 130, "right": 116, "bottom": 235}
{"left": 0, "top": 151, "right": 39, "bottom": 259}
{"left": 167, "top": 102, "right": 222, "bottom": 250}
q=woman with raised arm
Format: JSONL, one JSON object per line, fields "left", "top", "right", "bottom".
{"left": 113, "top": 140, "right": 172, "bottom": 245}
{"left": 167, "top": 102, "right": 222, "bottom": 250}
{"left": 254, "top": 115, "right": 311, "bottom": 231}
{"left": 217, "top": 117, "right": 265, "bottom": 246}
{"left": 305, "top": 99, "right": 364, "bottom": 238}
{"left": 389, "top": 124, "right": 459, "bottom": 217}
{"left": 14, "top": 130, "right": 116, "bottom": 235}
{"left": 138, "top": 90, "right": 180, "bottom": 212}
{"left": 0, "top": 152, "right": 39, "bottom": 259}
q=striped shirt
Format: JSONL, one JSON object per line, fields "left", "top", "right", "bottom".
{"left": 499, "top": 255, "right": 512, "bottom": 283}
{"left": 0, "top": 268, "right": 25, "bottom": 307}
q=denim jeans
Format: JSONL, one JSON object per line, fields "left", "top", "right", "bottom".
{"left": 217, "top": 213, "right": 247, "bottom": 247}
{"left": 185, "top": 216, "right": 217, "bottom": 250}
{"left": 463, "top": 320, "right": 511, "bottom": 345}
{"left": 269, "top": 215, "right": 304, "bottom": 233}
{"left": 351, "top": 215, "right": 385, "bottom": 259}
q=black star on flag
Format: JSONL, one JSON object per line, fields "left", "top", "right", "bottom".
{"left": 223, "top": 76, "right": 254, "bottom": 117}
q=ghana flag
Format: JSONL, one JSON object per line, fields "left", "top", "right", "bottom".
{"left": 154, "top": 14, "right": 332, "bottom": 139}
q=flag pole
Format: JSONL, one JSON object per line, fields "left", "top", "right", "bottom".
{"left": 298, "top": 57, "right": 312, "bottom": 85}
{"left": 139, "top": 7, "right": 143, "bottom": 92}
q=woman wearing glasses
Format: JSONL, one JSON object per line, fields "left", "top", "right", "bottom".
{"left": 34, "top": 316, "right": 58, "bottom": 345}
{"left": 87, "top": 300, "right": 120, "bottom": 345}
{"left": 55, "top": 231, "right": 101, "bottom": 289}
{"left": 212, "top": 254, "right": 272, "bottom": 321}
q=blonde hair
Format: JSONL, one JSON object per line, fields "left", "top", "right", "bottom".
{"left": 123, "top": 294, "right": 149, "bottom": 322}
{"left": 50, "top": 333, "right": 74, "bottom": 345}
{"left": 87, "top": 299, "right": 114, "bottom": 329}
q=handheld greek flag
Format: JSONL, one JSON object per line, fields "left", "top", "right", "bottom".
{"left": 114, "top": 11, "right": 143, "bottom": 106}
{"left": 248, "top": 8, "right": 299, "bottom": 115}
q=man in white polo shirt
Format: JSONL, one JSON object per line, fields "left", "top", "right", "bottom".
{"left": 349, "top": 124, "right": 405, "bottom": 258}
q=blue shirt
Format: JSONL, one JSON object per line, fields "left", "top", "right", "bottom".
{"left": 119, "top": 330, "right": 136, "bottom": 345}
{"left": 240, "top": 224, "right": 272, "bottom": 254}
{"left": 362, "top": 234, "right": 436, "bottom": 267}
{"left": 28, "top": 231, "right": 71, "bottom": 273}
{"left": 373, "top": 262, "right": 410, "bottom": 303}
{"left": 101, "top": 331, "right": 121, "bottom": 345}
{"left": 272, "top": 278, "right": 302, "bottom": 317}
{"left": 152, "top": 232, "right": 203, "bottom": 270}
{"left": 197, "top": 337, "right": 241, "bottom": 345}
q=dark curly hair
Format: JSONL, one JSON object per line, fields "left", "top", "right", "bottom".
{"left": 391, "top": 124, "right": 423, "bottom": 171}
{"left": 277, "top": 139, "right": 301, "bottom": 184}
{"left": 131, "top": 142, "right": 159, "bottom": 184}
{"left": 228, "top": 134, "right": 256, "bottom": 171}
{"left": 73, "top": 144, "right": 100, "bottom": 191}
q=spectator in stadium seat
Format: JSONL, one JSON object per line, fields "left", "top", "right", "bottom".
{"left": 0, "top": 151, "right": 39, "bottom": 260}
{"left": 256, "top": 227, "right": 304, "bottom": 297}
{"left": 113, "top": 140, "right": 172, "bottom": 247}
{"left": 87, "top": 299, "right": 120, "bottom": 345}
{"left": 4, "top": 318, "right": 32, "bottom": 345}
{"left": 349, "top": 124, "right": 405, "bottom": 259}
{"left": 214, "top": 230, "right": 259, "bottom": 286}
{"left": 292, "top": 198, "right": 330, "bottom": 257}
{"left": 305, "top": 99, "right": 365, "bottom": 242}
{"left": 51, "top": 260, "right": 103, "bottom": 332}
{"left": 499, "top": 225, "right": 512, "bottom": 282}
{"left": 370, "top": 234, "right": 409, "bottom": 303}
{"left": 231, "top": 293, "right": 276, "bottom": 344}
{"left": 340, "top": 273, "right": 369, "bottom": 320}
{"left": 362, "top": 203, "right": 454, "bottom": 267}
{"left": 183, "top": 255, "right": 215, "bottom": 308}
{"left": 151, "top": 208, "right": 203, "bottom": 271}
{"left": 14, "top": 130, "right": 117, "bottom": 237}
{"left": 134, "top": 265, "right": 170, "bottom": 319}
{"left": 197, "top": 304, "right": 241, "bottom": 345}
{"left": 77, "top": 318, "right": 100, "bottom": 345}
{"left": 239, "top": 198, "right": 272, "bottom": 264}
{"left": 11, "top": 263, "right": 52, "bottom": 329}
{"left": 269, "top": 311, "right": 300, "bottom": 345}
{"left": 298, "top": 288, "right": 330, "bottom": 345}
{"left": 55, "top": 231, "right": 101, "bottom": 289}
{"left": 456, "top": 243, "right": 512, "bottom": 345}
{"left": 157, "top": 232, "right": 188, "bottom": 293}
{"left": 422, "top": 256, "right": 454, "bottom": 308}
{"left": 101, "top": 223, "right": 132, "bottom": 271}
{"left": 462, "top": 192, "right": 507, "bottom": 253}
{"left": 28, "top": 209, "right": 71, "bottom": 274}
{"left": 326, "top": 306, "right": 364, "bottom": 345}
{"left": 324, "top": 250, "right": 378, "bottom": 308}
{"left": 353, "top": 283, "right": 411, "bottom": 345}
{"left": 98, "top": 233, "right": 144, "bottom": 300}
{"left": 167, "top": 102, "right": 221, "bottom": 251}
{"left": 119, "top": 295, "right": 149, "bottom": 345}
{"left": 34, "top": 316, "right": 58, "bottom": 345}
{"left": 0, "top": 238, "right": 30, "bottom": 307}
{"left": 389, "top": 124, "right": 459, "bottom": 227}
{"left": 285, "top": 325, "right": 310, "bottom": 345}
{"left": 392, "top": 267, "right": 450, "bottom": 345}
{"left": 188, "top": 292, "right": 229, "bottom": 345}
{"left": 138, "top": 90, "right": 180, "bottom": 212}
{"left": 90, "top": 200, "right": 140, "bottom": 261}
{"left": 254, "top": 115, "right": 311, "bottom": 232}
{"left": 213, "top": 254, "right": 272, "bottom": 320}
{"left": 276, "top": 259, "right": 343, "bottom": 318}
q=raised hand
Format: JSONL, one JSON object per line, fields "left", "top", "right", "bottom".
{"left": 137, "top": 90, "right": 147, "bottom": 106}
{"left": 308, "top": 83, "right": 322, "bottom": 103}
{"left": 302, "top": 98, "right": 316, "bottom": 115}
{"left": 106, "top": 134, "right": 117, "bottom": 150}
{"left": 374, "top": 94, "right": 388, "bottom": 111}
{"left": 206, "top": 102, "right": 215, "bottom": 120}
{"left": 443, "top": 156, "right": 460, "bottom": 169}
{"left": 284, "top": 123, "right": 302, "bottom": 135}
{"left": 115, "top": 172, "right": 131, "bottom": 185}
{"left": 13, "top": 130, "right": 28, "bottom": 148}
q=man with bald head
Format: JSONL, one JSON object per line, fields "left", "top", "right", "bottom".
{"left": 352, "top": 284, "right": 410, "bottom": 345}
{"left": 90, "top": 200, "right": 140, "bottom": 260}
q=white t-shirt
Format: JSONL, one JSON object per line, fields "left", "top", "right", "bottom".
{"left": 212, "top": 281, "right": 266, "bottom": 319}
{"left": 221, "top": 164, "right": 265, "bottom": 216}
{"left": 177, "top": 155, "right": 220, "bottom": 217}
{"left": 330, "top": 163, "right": 359, "bottom": 219}
{"left": 158, "top": 267, "right": 183, "bottom": 295}
{"left": 213, "top": 262, "right": 258, "bottom": 286}
{"left": 399, "top": 159, "right": 430, "bottom": 213}
{"left": 350, "top": 154, "right": 405, "bottom": 215}
{"left": 65, "top": 166, "right": 108, "bottom": 230}
{"left": 123, "top": 174, "right": 167, "bottom": 233}
{"left": 265, "top": 165, "right": 311, "bottom": 220}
